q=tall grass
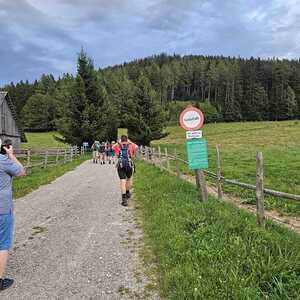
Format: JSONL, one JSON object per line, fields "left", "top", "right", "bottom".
{"left": 135, "top": 162, "right": 300, "bottom": 299}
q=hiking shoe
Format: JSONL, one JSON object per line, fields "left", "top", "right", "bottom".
{"left": 121, "top": 198, "right": 128, "bottom": 207}
{"left": 0, "top": 278, "right": 14, "bottom": 291}
{"left": 126, "top": 191, "right": 131, "bottom": 199}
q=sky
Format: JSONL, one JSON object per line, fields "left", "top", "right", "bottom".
{"left": 0, "top": 0, "right": 299, "bottom": 85}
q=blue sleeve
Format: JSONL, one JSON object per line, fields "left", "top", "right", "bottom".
{"left": 4, "top": 160, "right": 23, "bottom": 177}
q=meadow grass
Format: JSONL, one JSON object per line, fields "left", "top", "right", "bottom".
{"left": 22, "top": 131, "right": 68, "bottom": 150}
{"left": 135, "top": 161, "right": 300, "bottom": 299}
{"left": 153, "top": 120, "right": 300, "bottom": 215}
{"left": 13, "top": 155, "right": 89, "bottom": 199}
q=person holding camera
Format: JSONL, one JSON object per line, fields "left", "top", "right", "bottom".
{"left": 0, "top": 139, "right": 25, "bottom": 291}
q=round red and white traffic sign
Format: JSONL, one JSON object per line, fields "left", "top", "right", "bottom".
{"left": 179, "top": 107, "right": 204, "bottom": 131}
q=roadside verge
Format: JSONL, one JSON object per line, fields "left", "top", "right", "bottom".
{"left": 134, "top": 161, "right": 300, "bottom": 299}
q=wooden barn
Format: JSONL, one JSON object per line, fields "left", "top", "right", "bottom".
{"left": 0, "top": 91, "right": 25, "bottom": 149}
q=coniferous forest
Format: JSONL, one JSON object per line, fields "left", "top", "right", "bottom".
{"left": 2, "top": 51, "right": 300, "bottom": 145}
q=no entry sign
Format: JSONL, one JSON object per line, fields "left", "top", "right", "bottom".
{"left": 179, "top": 107, "right": 204, "bottom": 131}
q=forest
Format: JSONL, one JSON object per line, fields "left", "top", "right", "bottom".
{"left": 1, "top": 52, "right": 300, "bottom": 145}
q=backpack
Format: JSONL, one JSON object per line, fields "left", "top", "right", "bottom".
{"left": 118, "top": 143, "right": 133, "bottom": 169}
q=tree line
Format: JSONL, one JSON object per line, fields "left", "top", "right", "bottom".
{"left": 2, "top": 52, "right": 300, "bottom": 145}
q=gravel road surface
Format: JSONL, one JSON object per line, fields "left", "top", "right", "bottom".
{"left": 1, "top": 161, "right": 158, "bottom": 300}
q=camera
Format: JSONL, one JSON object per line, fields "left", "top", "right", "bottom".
{"left": 0, "top": 139, "right": 12, "bottom": 155}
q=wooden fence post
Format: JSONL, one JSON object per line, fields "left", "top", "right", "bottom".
{"left": 256, "top": 152, "right": 265, "bottom": 227}
{"left": 140, "top": 146, "right": 143, "bottom": 159}
{"left": 56, "top": 149, "right": 59, "bottom": 165}
{"left": 216, "top": 145, "right": 223, "bottom": 200}
{"left": 195, "top": 169, "right": 208, "bottom": 202}
{"left": 165, "top": 148, "right": 170, "bottom": 171}
{"left": 145, "top": 147, "right": 149, "bottom": 161}
{"left": 44, "top": 151, "right": 48, "bottom": 168}
{"left": 174, "top": 149, "right": 181, "bottom": 178}
{"left": 26, "top": 149, "right": 31, "bottom": 168}
{"left": 70, "top": 147, "right": 73, "bottom": 162}
{"left": 64, "top": 149, "right": 67, "bottom": 163}
{"left": 158, "top": 146, "right": 161, "bottom": 160}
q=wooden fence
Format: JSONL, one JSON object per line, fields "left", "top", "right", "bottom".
{"left": 138, "top": 145, "right": 300, "bottom": 227}
{"left": 15, "top": 146, "right": 86, "bottom": 172}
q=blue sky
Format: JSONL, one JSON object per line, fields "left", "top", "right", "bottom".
{"left": 0, "top": 0, "right": 299, "bottom": 85}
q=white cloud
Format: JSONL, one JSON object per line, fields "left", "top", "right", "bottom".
{"left": 1, "top": 0, "right": 300, "bottom": 84}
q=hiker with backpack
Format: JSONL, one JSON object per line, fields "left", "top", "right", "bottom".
{"left": 91, "top": 141, "right": 101, "bottom": 164}
{"left": 106, "top": 142, "right": 114, "bottom": 165}
{"left": 112, "top": 135, "right": 137, "bottom": 206}
{"left": 99, "top": 142, "right": 106, "bottom": 165}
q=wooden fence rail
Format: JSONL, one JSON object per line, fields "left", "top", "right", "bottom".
{"left": 138, "top": 145, "right": 300, "bottom": 227}
{"left": 15, "top": 146, "right": 85, "bottom": 172}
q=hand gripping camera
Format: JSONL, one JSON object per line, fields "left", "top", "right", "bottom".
{"left": 0, "top": 139, "right": 12, "bottom": 155}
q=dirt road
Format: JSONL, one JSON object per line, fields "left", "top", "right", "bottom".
{"left": 1, "top": 161, "right": 157, "bottom": 299}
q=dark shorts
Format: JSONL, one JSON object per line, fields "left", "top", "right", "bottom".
{"left": 117, "top": 166, "right": 133, "bottom": 180}
{"left": 0, "top": 212, "right": 14, "bottom": 251}
{"left": 106, "top": 150, "right": 113, "bottom": 157}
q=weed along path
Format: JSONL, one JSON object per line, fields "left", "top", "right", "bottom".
{"left": 2, "top": 161, "right": 157, "bottom": 299}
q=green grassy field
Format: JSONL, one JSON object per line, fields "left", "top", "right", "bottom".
{"left": 22, "top": 132, "right": 68, "bottom": 150}
{"left": 153, "top": 120, "right": 300, "bottom": 215}
{"left": 135, "top": 162, "right": 300, "bottom": 299}
{"left": 15, "top": 131, "right": 88, "bottom": 199}
{"left": 13, "top": 156, "right": 88, "bottom": 199}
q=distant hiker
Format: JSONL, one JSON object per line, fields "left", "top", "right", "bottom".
{"left": 105, "top": 142, "right": 114, "bottom": 165}
{"left": 111, "top": 141, "right": 116, "bottom": 164}
{"left": 99, "top": 142, "right": 106, "bottom": 165}
{"left": 0, "top": 139, "right": 25, "bottom": 291}
{"left": 91, "top": 141, "right": 100, "bottom": 164}
{"left": 113, "top": 135, "right": 137, "bottom": 206}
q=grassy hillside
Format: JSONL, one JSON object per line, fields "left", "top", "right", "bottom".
{"left": 135, "top": 162, "right": 300, "bottom": 299}
{"left": 22, "top": 132, "right": 68, "bottom": 150}
{"left": 153, "top": 120, "right": 300, "bottom": 215}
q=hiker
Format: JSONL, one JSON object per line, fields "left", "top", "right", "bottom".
{"left": 111, "top": 141, "right": 116, "bottom": 164}
{"left": 0, "top": 139, "right": 25, "bottom": 291}
{"left": 91, "top": 141, "right": 100, "bottom": 164}
{"left": 99, "top": 142, "right": 106, "bottom": 165}
{"left": 105, "top": 142, "right": 114, "bottom": 164}
{"left": 113, "top": 135, "right": 137, "bottom": 206}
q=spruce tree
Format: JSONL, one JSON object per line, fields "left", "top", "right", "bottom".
{"left": 128, "top": 75, "right": 166, "bottom": 145}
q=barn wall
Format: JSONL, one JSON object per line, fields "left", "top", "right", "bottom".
{"left": 0, "top": 97, "right": 21, "bottom": 149}
{"left": 0, "top": 100, "right": 20, "bottom": 136}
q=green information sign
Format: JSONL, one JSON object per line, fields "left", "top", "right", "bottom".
{"left": 186, "top": 138, "right": 208, "bottom": 170}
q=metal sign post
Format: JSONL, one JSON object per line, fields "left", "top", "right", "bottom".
{"left": 179, "top": 106, "right": 208, "bottom": 201}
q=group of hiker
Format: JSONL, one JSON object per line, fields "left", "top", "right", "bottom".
{"left": 91, "top": 135, "right": 137, "bottom": 207}
{"left": 91, "top": 141, "right": 115, "bottom": 165}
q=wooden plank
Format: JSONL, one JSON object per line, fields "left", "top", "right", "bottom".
{"left": 174, "top": 149, "right": 181, "bottom": 178}
{"left": 44, "top": 151, "right": 48, "bottom": 168}
{"left": 216, "top": 145, "right": 223, "bottom": 200}
{"left": 26, "top": 149, "right": 31, "bottom": 168}
{"left": 56, "top": 149, "right": 59, "bottom": 165}
{"left": 256, "top": 152, "right": 265, "bottom": 227}
{"left": 165, "top": 148, "right": 170, "bottom": 171}
{"left": 195, "top": 169, "right": 208, "bottom": 202}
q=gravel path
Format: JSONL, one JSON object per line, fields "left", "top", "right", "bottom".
{"left": 1, "top": 161, "right": 158, "bottom": 300}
